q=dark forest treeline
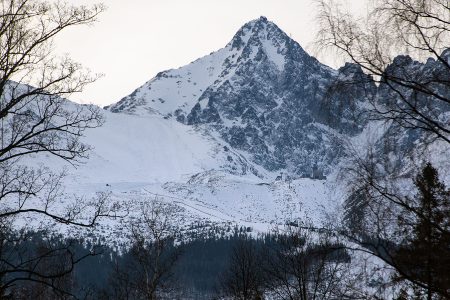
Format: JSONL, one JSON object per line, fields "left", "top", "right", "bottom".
{"left": 3, "top": 231, "right": 349, "bottom": 299}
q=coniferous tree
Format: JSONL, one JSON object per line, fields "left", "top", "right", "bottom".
{"left": 395, "top": 163, "right": 450, "bottom": 299}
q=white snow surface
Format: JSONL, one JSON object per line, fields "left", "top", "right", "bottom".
{"left": 72, "top": 112, "right": 225, "bottom": 184}
{"left": 17, "top": 108, "right": 337, "bottom": 246}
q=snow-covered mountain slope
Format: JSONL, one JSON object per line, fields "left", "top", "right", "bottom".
{"left": 106, "top": 48, "right": 231, "bottom": 117}
{"left": 16, "top": 106, "right": 339, "bottom": 244}
{"left": 3, "top": 79, "right": 342, "bottom": 246}
{"left": 65, "top": 111, "right": 263, "bottom": 185}
{"left": 107, "top": 17, "right": 376, "bottom": 177}
{"left": 57, "top": 169, "right": 341, "bottom": 246}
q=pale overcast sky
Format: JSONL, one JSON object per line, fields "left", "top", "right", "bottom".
{"left": 55, "top": 0, "right": 367, "bottom": 106}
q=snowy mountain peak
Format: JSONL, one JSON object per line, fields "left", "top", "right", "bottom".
{"left": 227, "top": 16, "right": 309, "bottom": 71}
{"left": 106, "top": 17, "right": 305, "bottom": 117}
{"left": 229, "top": 16, "right": 284, "bottom": 47}
{"left": 107, "top": 18, "right": 377, "bottom": 177}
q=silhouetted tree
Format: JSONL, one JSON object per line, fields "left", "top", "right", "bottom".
{"left": 220, "top": 236, "right": 264, "bottom": 300}
{"left": 341, "top": 161, "right": 450, "bottom": 298}
{"left": 317, "top": 0, "right": 450, "bottom": 144}
{"left": 262, "top": 227, "right": 351, "bottom": 300}
{"left": 110, "top": 201, "right": 182, "bottom": 300}
{"left": 394, "top": 163, "right": 450, "bottom": 299}
{"left": 0, "top": 0, "right": 114, "bottom": 297}
{"left": 317, "top": 1, "right": 450, "bottom": 297}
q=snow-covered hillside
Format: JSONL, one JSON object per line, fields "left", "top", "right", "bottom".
{"left": 66, "top": 111, "right": 259, "bottom": 185}
{"left": 18, "top": 106, "right": 337, "bottom": 245}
